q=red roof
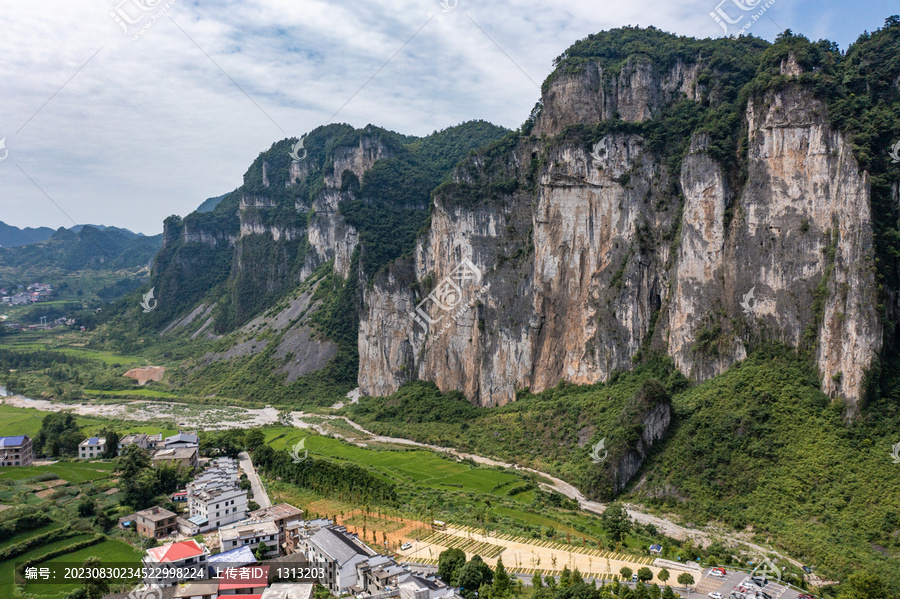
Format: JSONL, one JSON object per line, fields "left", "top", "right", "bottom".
{"left": 218, "top": 581, "right": 268, "bottom": 590}
{"left": 147, "top": 539, "right": 205, "bottom": 563}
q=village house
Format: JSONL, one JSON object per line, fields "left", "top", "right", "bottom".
{"left": 152, "top": 446, "right": 200, "bottom": 469}
{"left": 187, "top": 457, "right": 247, "bottom": 531}
{"left": 78, "top": 437, "right": 107, "bottom": 459}
{"left": 219, "top": 520, "right": 280, "bottom": 558}
{"left": 0, "top": 435, "right": 33, "bottom": 467}
{"left": 118, "top": 433, "right": 160, "bottom": 454}
{"left": 143, "top": 539, "right": 210, "bottom": 587}
{"left": 247, "top": 503, "right": 303, "bottom": 537}
{"left": 134, "top": 506, "right": 178, "bottom": 539}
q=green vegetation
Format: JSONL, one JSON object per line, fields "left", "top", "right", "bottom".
{"left": 343, "top": 120, "right": 508, "bottom": 278}
{"left": 0, "top": 462, "right": 113, "bottom": 483}
{"left": 350, "top": 347, "right": 900, "bottom": 595}
{"left": 0, "top": 463, "right": 144, "bottom": 599}
{"left": 347, "top": 358, "right": 688, "bottom": 488}
{"left": 117, "top": 444, "right": 192, "bottom": 510}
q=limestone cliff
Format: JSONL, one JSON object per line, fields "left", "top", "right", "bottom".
{"left": 359, "top": 38, "right": 887, "bottom": 415}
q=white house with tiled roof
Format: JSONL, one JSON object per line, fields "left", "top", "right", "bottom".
{"left": 78, "top": 437, "right": 106, "bottom": 459}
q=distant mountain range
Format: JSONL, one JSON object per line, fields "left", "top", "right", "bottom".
{"left": 0, "top": 221, "right": 56, "bottom": 248}
{"left": 0, "top": 221, "right": 148, "bottom": 248}
{"left": 0, "top": 225, "right": 162, "bottom": 272}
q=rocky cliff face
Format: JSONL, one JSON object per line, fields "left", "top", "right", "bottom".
{"left": 298, "top": 136, "right": 390, "bottom": 279}
{"left": 536, "top": 56, "right": 701, "bottom": 134}
{"left": 662, "top": 85, "right": 880, "bottom": 403}
{"left": 360, "top": 52, "right": 883, "bottom": 414}
{"left": 612, "top": 400, "right": 671, "bottom": 494}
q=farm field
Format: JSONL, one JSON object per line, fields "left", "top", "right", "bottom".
{"left": 0, "top": 534, "right": 95, "bottom": 599}
{"left": 0, "top": 461, "right": 114, "bottom": 483}
{"left": 263, "top": 427, "right": 527, "bottom": 496}
{"left": 0, "top": 404, "right": 47, "bottom": 437}
{"left": 24, "top": 539, "right": 145, "bottom": 598}
{"left": 399, "top": 524, "right": 683, "bottom": 585}
{"left": 0, "top": 522, "right": 65, "bottom": 551}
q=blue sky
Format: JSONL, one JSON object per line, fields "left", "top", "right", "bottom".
{"left": 0, "top": 0, "right": 896, "bottom": 234}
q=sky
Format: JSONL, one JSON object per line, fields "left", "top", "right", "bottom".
{"left": 0, "top": 0, "right": 896, "bottom": 235}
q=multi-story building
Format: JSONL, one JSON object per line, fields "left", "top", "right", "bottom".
{"left": 152, "top": 447, "right": 200, "bottom": 470}
{"left": 143, "top": 539, "right": 210, "bottom": 587}
{"left": 247, "top": 503, "right": 303, "bottom": 538}
{"left": 118, "top": 433, "right": 158, "bottom": 454}
{"left": 0, "top": 435, "right": 33, "bottom": 467}
{"left": 160, "top": 432, "right": 199, "bottom": 450}
{"left": 219, "top": 520, "right": 280, "bottom": 558}
{"left": 173, "top": 580, "right": 219, "bottom": 599}
{"left": 294, "top": 524, "right": 377, "bottom": 594}
{"left": 78, "top": 437, "right": 107, "bottom": 459}
{"left": 134, "top": 506, "right": 178, "bottom": 539}
{"left": 187, "top": 458, "right": 247, "bottom": 531}
{"left": 260, "top": 583, "right": 314, "bottom": 599}
{"left": 286, "top": 520, "right": 450, "bottom": 599}
{"left": 283, "top": 518, "right": 331, "bottom": 555}
{"left": 397, "top": 572, "right": 453, "bottom": 599}
{"left": 206, "top": 545, "right": 256, "bottom": 578}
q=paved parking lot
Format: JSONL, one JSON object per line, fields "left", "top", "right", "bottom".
{"left": 696, "top": 569, "right": 807, "bottom": 599}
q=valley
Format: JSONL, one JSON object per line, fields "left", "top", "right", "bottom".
{"left": 2, "top": 15, "right": 900, "bottom": 599}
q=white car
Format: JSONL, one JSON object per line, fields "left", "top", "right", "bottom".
{"left": 710, "top": 569, "right": 727, "bottom": 578}
{"left": 709, "top": 593, "right": 724, "bottom": 599}
{"left": 400, "top": 542, "right": 412, "bottom": 550}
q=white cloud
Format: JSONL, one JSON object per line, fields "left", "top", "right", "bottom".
{"left": 0, "top": 0, "right": 882, "bottom": 233}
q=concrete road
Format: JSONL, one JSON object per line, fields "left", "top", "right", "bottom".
{"left": 238, "top": 451, "right": 271, "bottom": 509}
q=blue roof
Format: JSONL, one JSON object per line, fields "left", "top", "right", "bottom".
{"left": 650, "top": 544, "right": 663, "bottom": 550}
{"left": 86, "top": 437, "right": 100, "bottom": 445}
{"left": 188, "top": 515, "right": 208, "bottom": 526}
{"left": 208, "top": 545, "right": 256, "bottom": 565}
{"left": 0, "top": 436, "right": 27, "bottom": 447}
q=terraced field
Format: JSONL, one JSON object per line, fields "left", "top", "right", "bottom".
{"left": 418, "top": 530, "right": 506, "bottom": 558}
{"left": 453, "top": 524, "right": 656, "bottom": 565}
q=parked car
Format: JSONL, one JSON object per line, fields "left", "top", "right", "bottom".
{"left": 750, "top": 576, "right": 768, "bottom": 587}
{"left": 708, "top": 593, "right": 723, "bottom": 599}
{"left": 711, "top": 568, "right": 727, "bottom": 577}
{"left": 802, "top": 566, "right": 812, "bottom": 574}
{"left": 798, "top": 594, "right": 815, "bottom": 599}
{"left": 400, "top": 542, "right": 412, "bottom": 550}
{"left": 729, "top": 594, "right": 746, "bottom": 599}
{"left": 756, "top": 592, "right": 773, "bottom": 599}
{"left": 631, "top": 574, "right": 639, "bottom": 583}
